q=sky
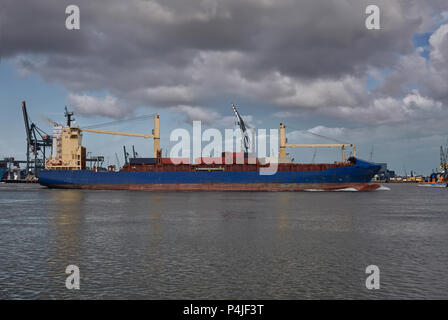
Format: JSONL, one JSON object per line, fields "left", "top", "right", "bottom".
{"left": 1, "top": 0, "right": 448, "bottom": 175}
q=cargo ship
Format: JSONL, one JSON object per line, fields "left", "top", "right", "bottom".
{"left": 37, "top": 106, "right": 382, "bottom": 191}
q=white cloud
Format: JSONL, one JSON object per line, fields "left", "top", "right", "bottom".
{"left": 137, "top": 86, "right": 197, "bottom": 105}
{"left": 321, "top": 91, "right": 444, "bottom": 124}
{"left": 403, "top": 90, "right": 443, "bottom": 112}
{"left": 169, "top": 105, "right": 221, "bottom": 124}
{"left": 68, "top": 94, "right": 128, "bottom": 119}
{"left": 429, "top": 24, "right": 448, "bottom": 63}
{"left": 169, "top": 104, "right": 255, "bottom": 127}
{"left": 272, "top": 75, "right": 365, "bottom": 108}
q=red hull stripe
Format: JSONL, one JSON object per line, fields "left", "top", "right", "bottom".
{"left": 45, "top": 183, "right": 382, "bottom": 191}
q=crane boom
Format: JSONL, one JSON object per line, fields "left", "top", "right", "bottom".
{"left": 231, "top": 104, "right": 250, "bottom": 153}
{"left": 285, "top": 144, "right": 356, "bottom": 162}
{"left": 62, "top": 107, "right": 160, "bottom": 158}
{"left": 279, "top": 123, "right": 356, "bottom": 162}
{"left": 21, "top": 101, "right": 32, "bottom": 145}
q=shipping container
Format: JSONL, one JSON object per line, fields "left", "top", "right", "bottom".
{"left": 129, "top": 158, "right": 157, "bottom": 165}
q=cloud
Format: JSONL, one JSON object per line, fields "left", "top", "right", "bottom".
{"left": 426, "top": 23, "right": 448, "bottom": 100}
{"left": 67, "top": 93, "right": 127, "bottom": 119}
{"left": 3, "top": 0, "right": 448, "bottom": 173}
{"left": 4, "top": 0, "right": 447, "bottom": 119}
{"left": 169, "top": 105, "right": 221, "bottom": 124}
{"left": 169, "top": 104, "right": 254, "bottom": 127}
{"left": 272, "top": 75, "right": 366, "bottom": 109}
{"left": 377, "top": 23, "right": 448, "bottom": 101}
{"left": 308, "top": 125, "right": 347, "bottom": 138}
{"left": 321, "top": 91, "right": 444, "bottom": 124}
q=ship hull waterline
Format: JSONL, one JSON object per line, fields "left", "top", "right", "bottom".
{"left": 40, "top": 182, "right": 381, "bottom": 191}
{"left": 38, "top": 159, "right": 383, "bottom": 192}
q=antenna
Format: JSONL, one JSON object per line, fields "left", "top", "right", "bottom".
{"left": 64, "top": 106, "right": 75, "bottom": 127}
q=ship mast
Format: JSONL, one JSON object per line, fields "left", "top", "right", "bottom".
{"left": 64, "top": 106, "right": 74, "bottom": 127}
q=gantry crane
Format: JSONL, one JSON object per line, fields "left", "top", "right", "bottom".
{"left": 21, "top": 101, "right": 53, "bottom": 176}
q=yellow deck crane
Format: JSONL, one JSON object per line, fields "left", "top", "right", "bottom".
{"left": 80, "top": 112, "right": 160, "bottom": 158}
{"left": 46, "top": 110, "right": 160, "bottom": 171}
{"left": 279, "top": 123, "right": 356, "bottom": 162}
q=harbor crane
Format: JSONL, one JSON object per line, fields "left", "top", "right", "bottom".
{"left": 123, "top": 146, "right": 129, "bottom": 165}
{"left": 231, "top": 104, "right": 252, "bottom": 153}
{"left": 440, "top": 141, "right": 448, "bottom": 170}
{"left": 21, "top": 101, "right": 53, "bottom": 176}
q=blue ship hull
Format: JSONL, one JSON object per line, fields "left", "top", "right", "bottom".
{"left": 38, "top": 158, "right": 381, "bottom": 191}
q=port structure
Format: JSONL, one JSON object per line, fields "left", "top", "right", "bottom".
{"left": 21, "top": 101, "right": 53, "bottom": 176}
{"left": 279, "top": 123, "right": 356, "bottom": 162}
{"left": 440, "top": 141, "right": 448, "bottom": 170}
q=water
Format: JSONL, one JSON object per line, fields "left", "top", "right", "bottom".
{"left": 0, "top": 183, "right": 447, "bottom": 299}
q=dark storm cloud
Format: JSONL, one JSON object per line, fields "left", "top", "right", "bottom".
{"left": 1, "top": 0, "right": 448, "bottom": 121}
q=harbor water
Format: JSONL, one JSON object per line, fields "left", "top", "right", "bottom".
{"left": 0, "top": 183, "right": 447, "bottom": 299}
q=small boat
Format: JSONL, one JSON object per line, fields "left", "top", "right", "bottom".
{"left": 418, "top": 183, "right": 448, "bottom": 188}
{"left": 419, "top": 172, "right": 448, "bottom": 188}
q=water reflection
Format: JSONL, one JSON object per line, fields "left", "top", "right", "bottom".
{"left": 276, "top": 192, "right": 292, "bottom": 232}
{"left": 143, "top": 194, "right": 163, "bottom": 270}
{"left": 47, "top": 190, "right": 85, "bottom": 296}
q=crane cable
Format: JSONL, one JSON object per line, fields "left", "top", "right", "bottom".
{"left": 83, "top": 113, "right": 158, "bottom": 129}
{"left": 286, "top": 126, "right": 350, "bottom": 145}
